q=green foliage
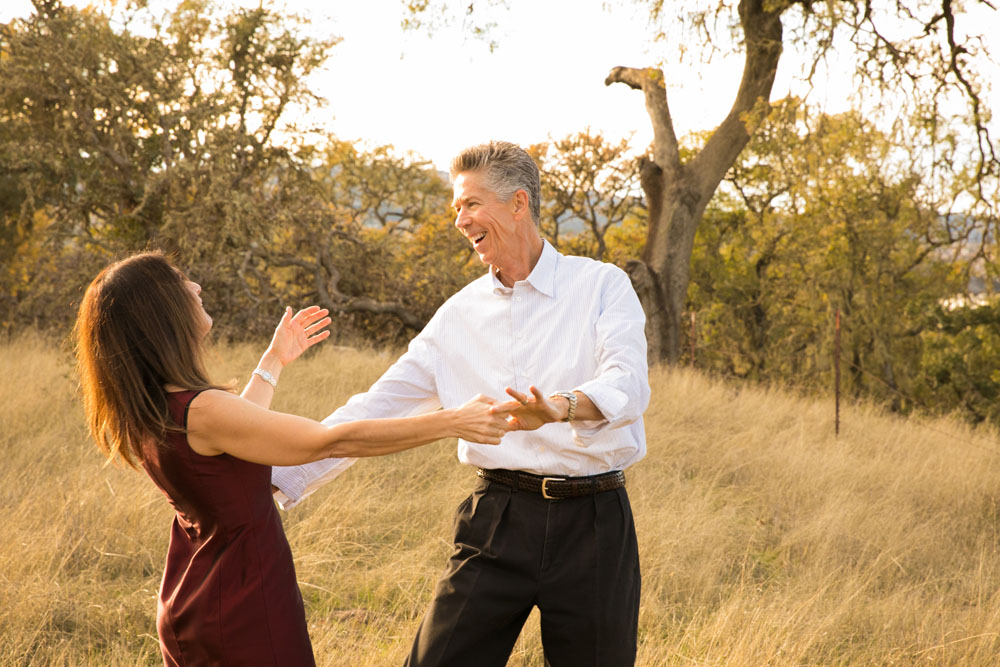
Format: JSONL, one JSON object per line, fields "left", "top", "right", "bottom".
{"left": 916, "top": 303, "right": 1000, "bottom": 422}
{"left": 233, "top": 140, "right": 471, "bottom": 344}
{"left": 0, "top": 1, "right": 470, "bottom": 344}
{"left": 531, "top": 129, "right": 644, "bottom": 261}
{"left": 0, "top": 0, "right": 335, "bottom": 333}
{"left": 686, "top": 98, "right": 999, "bottom": 419}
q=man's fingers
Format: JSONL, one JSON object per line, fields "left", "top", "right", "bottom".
{"left": 504, "top": 386, "right": 530, "bottom": 404}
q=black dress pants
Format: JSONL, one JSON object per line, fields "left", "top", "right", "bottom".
{"left": 405, "top": 474, "right": 641, "bottom": 667}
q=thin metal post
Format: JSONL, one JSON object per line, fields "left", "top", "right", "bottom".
{"left": 834, "top": 308, "right": 841, "bottom": 436}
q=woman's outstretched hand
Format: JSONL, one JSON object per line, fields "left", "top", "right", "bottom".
{"left": 268, "top": 306, "right": 332, "bottom": 367}
{"left": 450, "top": 395, "right": 512, "bottom": 445}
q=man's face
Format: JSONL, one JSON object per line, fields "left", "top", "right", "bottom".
{"left": 452, "top": 170, "right": 522, "bottom": 269}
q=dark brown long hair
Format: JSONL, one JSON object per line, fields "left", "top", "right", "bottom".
{"left": 74, "top": 251, "right": 219, "bottom": 468}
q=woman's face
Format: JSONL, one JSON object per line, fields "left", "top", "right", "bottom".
{"left": 183, "top": 279, "right": 213, "bottom": 337}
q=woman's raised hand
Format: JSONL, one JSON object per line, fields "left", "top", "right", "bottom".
{"left": 268, "top": 306, "right": 332, "bottom": 367}
{"left": 449, "top": 395, "right": 512, "bottom": 445}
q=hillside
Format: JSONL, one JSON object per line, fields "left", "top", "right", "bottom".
{"left": 2, "top": 335, "right": 1000, "bottom": 665}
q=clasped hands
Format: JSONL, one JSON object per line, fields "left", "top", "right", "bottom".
{"left": 452, "top": 385, "right": 571, "bottom": 445}
{"left": 493, "top": 385, "right": 569, "bottom": 431}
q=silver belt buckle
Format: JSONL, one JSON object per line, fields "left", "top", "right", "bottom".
{"left": 541, "top": 477, "right": 565, "bottom": 500}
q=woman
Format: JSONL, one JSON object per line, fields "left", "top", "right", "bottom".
{"left": 74, "top": 251, "right": 509, "bottom": 666}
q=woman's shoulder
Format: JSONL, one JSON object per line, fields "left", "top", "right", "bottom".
{"left": 181, "top": 389, "right": 244, "bottom": 457}
{"left": 186, "top": 388, "right": 237, "bottom": 411}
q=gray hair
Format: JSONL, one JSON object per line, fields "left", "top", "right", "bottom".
{"left": 450, "top": 141, "right": 541, "bottom": 227}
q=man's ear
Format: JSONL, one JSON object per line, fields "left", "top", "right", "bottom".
{"left": 512, "top": 189, "right": 529, "bottom": 217}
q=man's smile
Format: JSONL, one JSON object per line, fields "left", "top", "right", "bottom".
{"left": 471, "top": 231, "right": 487, "bottom": 246}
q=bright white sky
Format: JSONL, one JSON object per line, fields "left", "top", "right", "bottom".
{"left": 2, "top": 0, "right": 998, "bottom": 170}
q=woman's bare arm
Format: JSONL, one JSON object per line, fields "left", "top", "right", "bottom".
{"left": 186, "top": 389, "right": 510, "bottom": 466}
{"left": 241, "top": 306, "right": 332, "bottom": 408}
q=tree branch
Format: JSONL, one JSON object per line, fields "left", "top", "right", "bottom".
{"left": 690, "top": 0, "right": 783, "bottom": 196}
{"left": 262, "top": 247, "right": 428, "bottom": 331}
{"left": 605, "top": 66, "right": 681, "bottom": 173}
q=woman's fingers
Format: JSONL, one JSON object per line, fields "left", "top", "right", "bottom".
{"left": 470, "top": 408, "right": 511, "bottom": 445}
{"left": 306, "top": 330, "right": 331, "bottom": 348}
{"left": 288, "top": 307, "right": 332, "bottom": 346}
{"left": 489, "top": 401, "right": 520, "bottom": 415}
{"left": 304, "top": 317, "right": 332, "bottom": 336}
{"left": 291, "top": 306, "right": 329, "bottom": 325}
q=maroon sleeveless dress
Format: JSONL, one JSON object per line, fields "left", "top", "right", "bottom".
{"left": 140, "top": 390, "right": 315, "bottom": 666}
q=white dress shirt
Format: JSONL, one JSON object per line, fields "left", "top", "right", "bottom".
{"left": 272, "top": 240, "right": 649, "bottom": 508}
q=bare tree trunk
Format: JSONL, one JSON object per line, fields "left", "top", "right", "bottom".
{"left": 606, "top": 0, "right": 783, "bottom": 364}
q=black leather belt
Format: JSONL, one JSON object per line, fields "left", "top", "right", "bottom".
{"left": 477, "top": 468, "right": 625, "bottom": 500}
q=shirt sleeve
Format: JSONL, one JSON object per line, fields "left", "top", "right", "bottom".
{"left": 271, "top": 333, "right": 441, "bottom": 509}
{"left": 572, "top": 266, "right": 650, "bottom": 437}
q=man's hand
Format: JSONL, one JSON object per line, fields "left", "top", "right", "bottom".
{"left": 490, "top": 386, "right": 565, "bottom": 431}
{"left": 491, "top": 385, "right": 605, "bottom": 431}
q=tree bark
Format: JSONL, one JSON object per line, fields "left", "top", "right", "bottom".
{"left": 606, "top": 0, "right": 783, "bottom": 364}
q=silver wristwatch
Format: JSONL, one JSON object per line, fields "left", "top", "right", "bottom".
{"left": 550, "top": 391, "right": 577, "bottom": 422}
{"left": 253, "top": 368, "right": 277, "bottom": 390}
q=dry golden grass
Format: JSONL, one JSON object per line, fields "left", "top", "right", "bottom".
{"left": 3, "top": 333, "right": 1000, "bottom": 665}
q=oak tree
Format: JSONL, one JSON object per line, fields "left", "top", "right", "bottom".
{"left": 407, "top": 0, "right": 999, "bottom": 363}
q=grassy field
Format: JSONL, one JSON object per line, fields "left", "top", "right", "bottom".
{"left": 3, "top": 334, "right": 1000, "bottom": 665}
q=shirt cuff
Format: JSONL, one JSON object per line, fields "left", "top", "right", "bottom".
{"left": 271, "top": 466, "right": 308, "bottom": 505}
{"left": 273, "top": 488, "right": 294, "bottom": 511}
{"left": 270, "top": 457, "right": 357, "bottom": 509}
{"left": 573, "top": 380, "right": 629, "bottom": 426}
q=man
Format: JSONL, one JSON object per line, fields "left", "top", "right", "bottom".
{"left": 272, "top": 141, "right": 649, "bottom": 666}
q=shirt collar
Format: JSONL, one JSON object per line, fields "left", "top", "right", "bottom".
{"left": 489, "top": 239, "right": 558, "bottom": 297}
